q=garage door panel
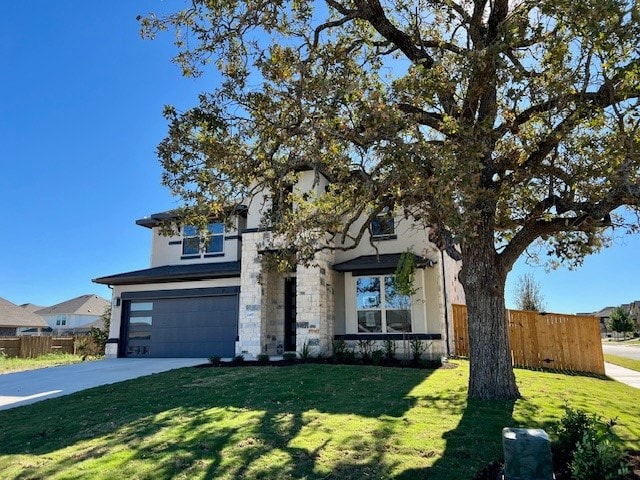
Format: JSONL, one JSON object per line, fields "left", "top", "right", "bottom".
{"left": 125, "top": 294, "right": 238, "bottom": 358}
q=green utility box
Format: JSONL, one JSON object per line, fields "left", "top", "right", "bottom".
{"left": 502, "top": 427, "right": 553, "bottom": 480}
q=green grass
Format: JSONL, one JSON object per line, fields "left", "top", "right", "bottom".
{"left": 0, "top": 361, "right": 638, "bottom": 480}
{"left": 605, "top": 354, "right": 640, "bottom": 372}
{"left": 0, "top": 353, "right": 84, "bottom": 373}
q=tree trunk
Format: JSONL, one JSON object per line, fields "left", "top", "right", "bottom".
{"left": 460, "top": 234, "right": 520, "bottom": 401}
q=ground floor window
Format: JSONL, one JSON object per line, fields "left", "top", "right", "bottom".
{"left": 355, "top": 275, "right": 412, "bottom": 333}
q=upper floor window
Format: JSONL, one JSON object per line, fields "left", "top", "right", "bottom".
{"left": 56, "top": 314, "right": 67, "bottom": 326}
{"left": 371, "top": 208, "right": 395, "bottom": 238}
{"left": 182, "top": 223, "right": 224, "bottom": 256}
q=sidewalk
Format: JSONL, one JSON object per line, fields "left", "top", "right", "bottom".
{"left": 604, "top": 362, "right": 640, "bottom": 389}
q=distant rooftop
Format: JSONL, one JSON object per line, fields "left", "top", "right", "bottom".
{"left": 0, "top": 297, "right": 48, "bottom": 328}
{"left": 35, "top": 294, "right": 109, "bottom": 316}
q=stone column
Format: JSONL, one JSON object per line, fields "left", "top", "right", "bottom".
{"left": 296, "top": 250, "right": 335, "bottom": 355}
{"left": 238, "top": 232, "right": 268, "bottom": 358}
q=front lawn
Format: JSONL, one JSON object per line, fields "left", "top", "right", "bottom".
{"left": 605, "top": 354, "right": 640, "bottom": 372}
{"left": 0, "top": 353, "right": 84, "bottom": 374}
{"left": 0, "top": 361, "right": 638, "bottom": 480}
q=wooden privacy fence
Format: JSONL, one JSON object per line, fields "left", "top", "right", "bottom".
{"left": 452, "top": 304, "right": 605, "bottom": 375}
{"left": 0, "top": 337, "right": 76, "bottom": 358}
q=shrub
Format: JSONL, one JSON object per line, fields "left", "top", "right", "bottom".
{"left": 570, "top": 432, "right": 628, "bottom": 480}
{"left": 282, "top": 352, "right": 297, "bottom": 363}
{"left": 382, "top": 339, "right": 396, "bottom": 360}
{"left": 73, "top": 338, "right": 93, "bottom": 360}
{"left": 232, "top": 354, "right": 244, "bottom": 365}
{"left": 332, "top": 338, "right": 347, "bottom": 358}
{"left": 300, "top": 341, "right": 311, "bottom": 362}
{"left": 341, "top": 348, "right": 357, "bottom": 364}
{"left": 208, "top": 355, "right": 221, "bottom": 365}
{"left": 356, "top": 339, "right": 375, "bottom": 364}
{"left": 371, "top": 349, "right": 385, "bottom": 366}
{"left": 552, "top": 405, "right": 628, "bottom": 480}
{"left": 88, "top": 327, "right": 108, "bottom": 356}
{"left": 409, "top": 337, "right": 429, "bottom": 363}
{"left": 554, "top": 405, "right": 596, "bottom": 457}
{"left": 256, "top": 353, "right": 270, "bottom": 365}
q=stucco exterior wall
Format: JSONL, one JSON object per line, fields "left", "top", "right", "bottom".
{"left": 246, "top": 189, "right": 272, "bottom": 230}
{"left": 43, "top": 314, "right": 102, "bottom": 330}
{"left": 333, "top": 216, "right": 440, "bottom": 264}
{"left": 149, "top": 220, "right": 243, "bottom": 268}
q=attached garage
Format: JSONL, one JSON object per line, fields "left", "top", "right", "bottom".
{"left": 120, "top": 287, "right": 239, "bottom": 358}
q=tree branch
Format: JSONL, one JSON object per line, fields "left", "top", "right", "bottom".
{"left": 397, "top": 103, "right": 446, "bottom": 133}
{"left": 352, "top": 0, "right": 434, "bottom": 67}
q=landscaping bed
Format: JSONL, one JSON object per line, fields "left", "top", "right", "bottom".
{"left": 473, "top": 451, "right": 640, "bottom": 480}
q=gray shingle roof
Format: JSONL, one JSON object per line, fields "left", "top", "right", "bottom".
{"left": 34, "top": 294, "right": 110, "bottom": 316}
{"left": 0, "top": 297, "right": 48, "bottom": 328}
{"left": 20, "top": 303, "right": 45, "bottom": 313}
{"left": 92, "top": 261, "right": 242, "bottom": 286}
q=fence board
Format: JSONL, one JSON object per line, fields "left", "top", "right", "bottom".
{"left": 452, "top": 304, "right": 469, "bottom": 358}
{"left": 451, "top": 305, "right": 605, "bottom": 375}
{"left": 0, "top": 337, "right": 75, "bottom": 358}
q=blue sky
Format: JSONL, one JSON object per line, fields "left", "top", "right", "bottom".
{"left": 1, "top": 1, "right": 638, "bottom": 313}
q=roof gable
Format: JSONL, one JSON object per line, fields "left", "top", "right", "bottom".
{"left": 34, "top": 294, "right": 109, "bottom": 316}
{"left": 0, "top": 297, "right": 48, "bottom": 328}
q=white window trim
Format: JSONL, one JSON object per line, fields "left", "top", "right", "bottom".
{"left": 355, "top": 274, "right": 412, "bottom": 334}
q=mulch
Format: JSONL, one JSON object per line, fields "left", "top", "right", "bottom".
{"left": 472, "top": 451, "right": 640, "bottom": 480}
{"left": 195, "top": 358, "right": 458, "bottom": 369}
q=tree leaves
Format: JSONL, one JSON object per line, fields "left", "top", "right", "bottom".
{"left": 140, "top": 0, "right": 640, "bottom": 271}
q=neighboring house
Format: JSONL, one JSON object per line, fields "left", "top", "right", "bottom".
{"left": 35, "top": 294, "right": 110, "bottom": 335}
{"left": 580, "top": 301, "right": 640, "bottom": 335}
{"left": 20, "top": 303, "right": 45, "bottom": 313}
{"left": 0, "top": 297, "right": 49, "bottom": 336}
{"left": 94, "top": 169, "right": 465, "bottom": 359}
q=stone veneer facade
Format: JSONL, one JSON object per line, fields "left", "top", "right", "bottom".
{"left": 295, "top": 250, "right": 335, "bottom": 355}
{"left": 238, "top": 231, "right": 337, "bottom": 358}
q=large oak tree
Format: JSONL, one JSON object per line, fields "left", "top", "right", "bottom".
{"left": 140, "top": 0, "right": 640, "bottom": 400}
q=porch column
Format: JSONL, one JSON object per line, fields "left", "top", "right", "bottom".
{"left": 296, "top": 250, "right": 335, "bottom": 355}
{"left": 238, "top": 232, "right": 268, "bottom": 358}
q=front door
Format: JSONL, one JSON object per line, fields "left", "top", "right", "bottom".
{"left": 284, "top": 277, "right": 297, "bottom": 351}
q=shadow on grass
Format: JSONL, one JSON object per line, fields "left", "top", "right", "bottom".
{"left": 0, "top": 364, "right": 435, "bottom": 479}
{"left": 393, "top": 399, "right": 517, "bottom": 479}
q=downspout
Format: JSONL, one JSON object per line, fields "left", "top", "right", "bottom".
{"left": 441, "top": 250, "right": 451, "bottom": 357}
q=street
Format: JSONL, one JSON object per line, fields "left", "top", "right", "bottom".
{"left": 602, "top": 343, "right": 640, "bottom": 360}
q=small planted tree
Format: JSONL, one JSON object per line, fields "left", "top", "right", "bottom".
{"left": 87, "top": 305, "right": 111, "bottom": 357}
{"left": 393, "top": 251, "right": 418, "bottom": 360}
{"left": 607, "top": 306, "right": 636, "bottom": 340}
{"left": 513, "top": 273, "right": 546, "bottom": 312}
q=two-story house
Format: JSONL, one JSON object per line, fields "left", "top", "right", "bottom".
{"left": 93, "top": 170, "right": 465, "bottom": 359}
{"left": 35, "top": 294, "right": 110, "bottom": 335}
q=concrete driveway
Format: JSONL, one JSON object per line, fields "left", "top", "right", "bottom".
{"left": 0, "top": 358, "right": 206, "bottom": 411}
